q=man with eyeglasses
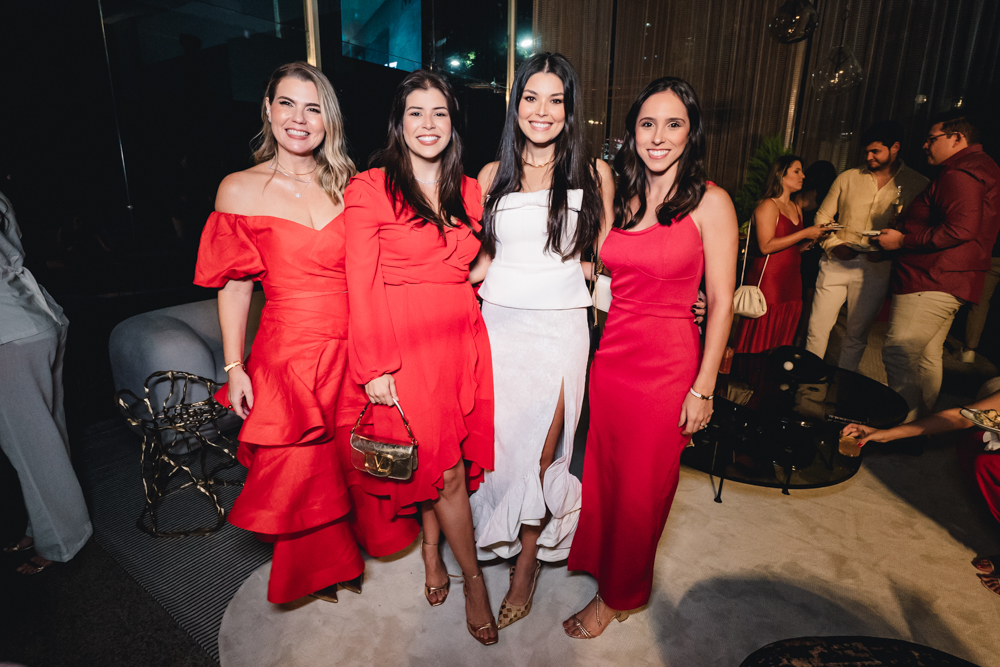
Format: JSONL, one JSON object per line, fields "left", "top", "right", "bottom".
{"left": 877, "top": 111, "right": 1000, "bottom": 421}
{"left": 805, "top": 121, "right": 928, "bottom": 372}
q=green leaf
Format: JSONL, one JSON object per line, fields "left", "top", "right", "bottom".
{"left": 733, "top": 135, "right": 791, "bottom": 226}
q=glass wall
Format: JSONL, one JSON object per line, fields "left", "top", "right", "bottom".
{"left": 100, "top": 0, "right": 308, "bottom": 293}
{"left": 92, "top": 0, "right": 530, "bottom": 297}
{"left": 0, "top": 1, "right": 529, "bottom": 425}
{"left": 320, "top": 0, "right": 532, "bottom": 173}
{"left": 0, "top": 0, "right": 537, "bottom": 323}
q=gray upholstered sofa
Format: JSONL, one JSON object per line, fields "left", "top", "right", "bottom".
{"left": 109, "top": 292, "right": 265, "bottom": 429}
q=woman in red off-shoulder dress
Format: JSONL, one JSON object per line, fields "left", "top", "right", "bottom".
{"left": 345, "top": 70, "right": 497, "bottom": 645}
{"left": 194, "top": 63, "right": 417, "bottom": 605}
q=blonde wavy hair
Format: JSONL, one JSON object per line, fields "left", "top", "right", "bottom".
{"left": 253, "top": 62, "right": 355, "bottom": 204}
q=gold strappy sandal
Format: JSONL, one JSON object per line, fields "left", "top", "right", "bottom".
{"left": 497, "top": 561, "right": 541, "bottom": 629}
{"left": 564, "top": 593, "right": 629, "bottom": 639}
{"left": 422, "top": 539, "right": 455, "bottom": 606}
{"left": 463, "top": 569, "right": 499, "bottom": 646}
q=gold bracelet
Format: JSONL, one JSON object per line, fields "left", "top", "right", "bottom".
{"left": 224, "top": 361, "right": 244, "bottom": 373}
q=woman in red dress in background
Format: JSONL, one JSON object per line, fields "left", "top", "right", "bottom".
{"left": 344, "top": 70, "right": 497, "bottom": 645}
{"left": 734, "top": 156, "right": 831, "bottom": 353}
{"left": 564, "top": 77, "right": 738, "bottom": 638}
{"left": 195, "top": 62, "right": 418, "bottom": 605}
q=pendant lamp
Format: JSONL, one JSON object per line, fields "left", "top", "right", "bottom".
{"left": 811, "top": 5, "right": 863, "bottom": 96}
{"left": 768, "top": 0, "right": 819, "bottom": 44}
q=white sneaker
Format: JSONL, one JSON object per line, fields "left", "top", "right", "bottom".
{"left": 960, "top": 349, "right": 976, "bottom": 364}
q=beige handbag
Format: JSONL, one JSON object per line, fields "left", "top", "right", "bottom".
{"left": 591, "top": 252, "right": 612, "bottom": 313}
{"left": 732, "top": 215, "right": 772, "bottom": 319}
{"left": 350, "top": 399, "right": 418, "bottom": 481}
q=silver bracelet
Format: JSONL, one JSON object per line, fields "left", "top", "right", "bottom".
{"left": 689, "top": 387, "right": 713, "bottom": 401}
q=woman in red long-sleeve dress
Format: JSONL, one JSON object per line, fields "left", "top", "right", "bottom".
{"left": 195, "top": 62, "right": 418, "bottom": 605}
{"left": 344, "top": 70, "right": 498, "bottom": 645}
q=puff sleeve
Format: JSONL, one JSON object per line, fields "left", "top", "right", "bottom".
{"left": 194, "top": 212, "right": 266, "bottom": 288}
{"left": 344, "top": 172, "right": 403, "bottom": 385}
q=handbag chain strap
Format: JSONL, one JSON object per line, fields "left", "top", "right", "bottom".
{"left": 352, "top": 399, "right": 417, "bottom": 445}
{"left": 589, "top": 241, "right": 605, "bottom": 310}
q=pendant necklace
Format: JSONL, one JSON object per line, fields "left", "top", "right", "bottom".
{"left": 270, "top": 159, "right": 315, "bottom": 198}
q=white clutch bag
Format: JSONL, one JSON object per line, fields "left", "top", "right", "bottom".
{"left": 732, "top": 215, "right": 772, "bottom": 319}
{"left": 594, "top": 274, "right": 612, "bottom": 313}
{"left": 733, "top": 283, "right": 767, "bottom": 318}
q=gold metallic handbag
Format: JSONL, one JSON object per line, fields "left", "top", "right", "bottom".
{"left": 350, "top": 400, "right": 418, "bottom": 481}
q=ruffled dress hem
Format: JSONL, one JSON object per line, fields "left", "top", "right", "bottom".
{"left": 470, "top": 467, "right": 580, "bottom": 562}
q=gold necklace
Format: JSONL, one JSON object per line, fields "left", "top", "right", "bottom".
{"left": 269, "top": 159, "right": 313, "bottom": 198}
{"left": 521, "top": 153, "right": 555, "bottom": 168}
{"left": 276, "top": 157, "right": 318, "bottom": 177}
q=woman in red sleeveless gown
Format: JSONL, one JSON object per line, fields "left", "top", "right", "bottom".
{"left": 195, "top": 63, "right": 417, "bottom": 605}
{"left": 734, "top": 156, "right": 831, "bottom": 353}
{"left": 345, "top": 70, "right": 498, "bottom": 644}
{"left": 564, "top": 78, "right": 738, "bottom": 638}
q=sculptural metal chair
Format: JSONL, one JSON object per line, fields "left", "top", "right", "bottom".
{"left": 115, "top": 370, "right": 242, "bottom": 537}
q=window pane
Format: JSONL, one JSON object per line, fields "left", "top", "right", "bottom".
{"left": 340, "top": 0, "right": 421, "bottom": 71}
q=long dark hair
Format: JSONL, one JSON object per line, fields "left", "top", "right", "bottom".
{"left": 761, "top": 155, "right": 802, "bottom": 200}
{"left": 370, "top": 70, "right": 471, "bottom": 234}
{"left": 614, "top": 77, "right": 707, "bottom": 230}
{"left": 481, "top": 53, "right": 603, "bottom": 259}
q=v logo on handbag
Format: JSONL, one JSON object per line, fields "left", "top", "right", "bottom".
{"left": 350, "top": 399, "right": 419, "bottom": 481}
{"left": 366, "top": 451, "right": 394, "bottom": 475}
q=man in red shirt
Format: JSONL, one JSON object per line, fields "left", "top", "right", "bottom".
{"left": 878, "top": 111, "right": 1000, "bottom": 421}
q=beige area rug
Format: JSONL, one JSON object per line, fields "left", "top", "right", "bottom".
{"left": 219, "top": 447, "right": 1000, "bottom": 667}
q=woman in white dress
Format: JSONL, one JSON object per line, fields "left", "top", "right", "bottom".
{"left": 468, "top": 52, "right": 614, "bottom": 629}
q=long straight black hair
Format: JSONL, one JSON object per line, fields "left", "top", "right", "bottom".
{"left": 371, "top": 69, "right": 471, "bottom": 234}
{"left": 481, "top": 52, "right": 603, "bottom": 259}
{"left": 614, "top": 77, "right": 707, "bottom": 229}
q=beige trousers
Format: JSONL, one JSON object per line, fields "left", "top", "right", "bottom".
{"left": 805, "top": 255, "right": 892, "bottom": 372}
{"left": 882, "top": 291, "right": 963, "bottom": 422}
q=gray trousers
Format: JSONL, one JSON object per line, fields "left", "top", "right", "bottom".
{"left": 0, "top": 323, "right": 92, "bottom": 561}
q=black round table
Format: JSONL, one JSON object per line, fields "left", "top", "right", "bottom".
{"left": 681, "top": 347, "right": 909, "bottom": 500}
{"left": 740, "top": 636, "right": 981, "bottom": 666}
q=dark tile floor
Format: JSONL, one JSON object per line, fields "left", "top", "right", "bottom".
{"left": 0, "top": 540, "right": 216, "bottom": 667}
